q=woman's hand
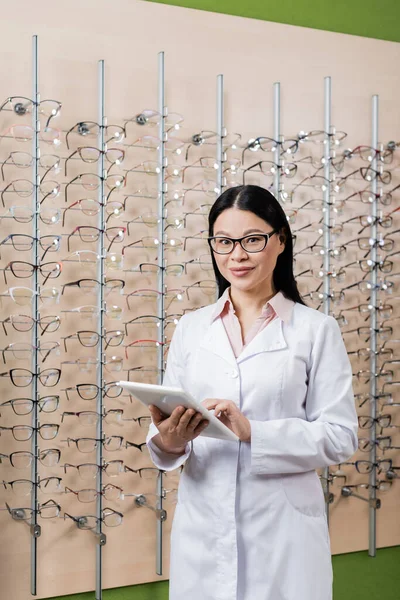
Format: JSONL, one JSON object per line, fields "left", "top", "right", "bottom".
{"left": 149, "top": 405, "right": 209, "bottom": 455}
{"left": 202, "top": 399, "right": 251, "bottom": 442}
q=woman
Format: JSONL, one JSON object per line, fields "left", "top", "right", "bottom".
{"left": 146, "top": 185, "right": 358, "bottom": 600}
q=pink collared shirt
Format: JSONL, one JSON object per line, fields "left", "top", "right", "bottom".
{"left": 211, "top": 288, "right": 294, "bottom": 358}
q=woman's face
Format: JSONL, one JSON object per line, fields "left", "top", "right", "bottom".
{"left": 212, "top": 207, "right": 285, "bottom": 293}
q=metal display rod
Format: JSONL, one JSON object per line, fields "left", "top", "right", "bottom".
{"left": 95, "top": 58, "right": 106, "bottom": 600}
{"left": 368, "top": 94, "right": 379, "bottom": 557}
{"left": 156, "top": 50, "right": 166, "bottom": 576}
{"left": 273, "top": 82, "right": 280, "bottom": 200}
{"left": 322, "top": 76, "right": 332, "bottom": 522}
{"left": 30, "top": 33, "right": 40, "bottom": 596}
{"left": 216, "top": 74, "right": 224, "bottom": 196}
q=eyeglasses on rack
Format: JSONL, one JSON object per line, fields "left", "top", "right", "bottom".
{"left": 0, "top": 286, "right": 60, "bottom": 307}
{"left": 3, "top": 499, "right": 61, "bottom": 521}
{"left": 0, "top": 367, "right": 61, "bottom": 387}
{"left": 62, "top": 329, "right": 124, "bottom": 352}
{"left": 2, "top": 476, "right": 62, "bottom": 495}
{"left": 64, "top": 484, "right": 124, "bottom": 503}
{"left": 62, "top": 436, "right": 124, "bottom": 453}
{"left": 0, "top": 205, "right": 61, "bottom": 225}
{"left": 1, "top": 314, "right": 61, "bottom": 336}
{"left": 62, "top": 382, "right": 124, "bottom": 401}
{"left": 60, "top": 409, "right": 124, "bottom": 426}
{"left": 0, "top": 448, "right": 61, "bottom": 469}
{"left": 0, "top": 423, "right": 59, "bottom": 441}
{"left": 0, "top": 396, "right": 59, "bottom": 416}
{"left": 1, "top": 341, "right": 60, "bottom": 364}
{"left": 0, "top": 151, "right": 61, "bottom": 181}
{"left": 64, "top": 507, "right": 123, "bottom": 529}
{"left": 0, "top": 234, "right": 61, "bottom": 261}
{"left": 65, "top": 121, "right": 125, "bottom": 149}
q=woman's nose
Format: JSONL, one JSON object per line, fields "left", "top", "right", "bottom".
{"left": 230, "top": 241, "right": 249, "bottom": 260}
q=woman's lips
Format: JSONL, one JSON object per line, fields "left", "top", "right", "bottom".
{"left": 229, "top": 267, "right": 254, "bottom": 277}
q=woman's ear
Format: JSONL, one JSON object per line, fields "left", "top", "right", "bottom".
{"left": 278, "top": 230, "right": 286, "bottom": 253}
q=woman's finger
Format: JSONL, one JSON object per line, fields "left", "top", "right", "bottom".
{"left": 177, "top": 408, "right": 197, "bottom": 431}
{"left": 194, "top": 419, "right": 210, "bottom": 435}
{"left": 201, "top": 398, "right": 221, "bottom": 410}
{"left": 188, "top": 411, "right": 207, "bottom": 430}
{"left": 149, "top": 405, "right": 166, "bottom": 427}
{"left": 167, "top": 406, "right": 186, "bottom": 428}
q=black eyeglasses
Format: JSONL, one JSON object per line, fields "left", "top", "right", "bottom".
{"left": 208, "top": 231, "right": 278, "bottom": 254}
{"left": 62, "top": 278, "right": 124, "bottom": 296}
{"left": 63, "top": 330, "right": 124, "bottom": 352}
{"left": 3, "top": 261, "right": 62, "bottom": 285}
{"left": 0, "top": 448, "right": 61, "bottom": 468}
{"left": 62, "top": 460, "right": 125, "bottom": 479}
{"left": 0, "top": 423, "right": 59, "bottom": 441}
{"left": 0, "top": 396, "right": 59, "bottom": 416}
{"left": 2, "top": 477, "right": 62, "bottom": 495}
{"left": 125, "top": 441, "right": 147, "bottom": 452}
{"left": 0, "top": 368, "right": 61, "bottom": 387}
{"left": 62, "top": 382, "right": 124, "bottom": 401}
{"left": 341, "top": 459, "right": 393, "bottom": 474}
{"left": 62, "top": 437, "right": 124, "bottom": 453}
{"left": 0, "top": 234, "right": 61, "bottom": 260}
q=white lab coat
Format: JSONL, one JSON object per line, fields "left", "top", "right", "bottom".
{"left": 146, "top": 301, "right": 358, "bottom": 600}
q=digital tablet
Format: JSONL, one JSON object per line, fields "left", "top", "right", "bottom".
{"left": 116, "top": 380, "right": 239, "bottom": 442}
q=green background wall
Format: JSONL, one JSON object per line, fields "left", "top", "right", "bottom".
{"left": 46, "top": 1, "right": 399, "bottom": 599}
{"left": 146, "top": 0, "right": 400, "bottom": 42}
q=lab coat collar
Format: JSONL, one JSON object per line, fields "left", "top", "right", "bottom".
{"left": 201, "top": 306, "right": 288, "bottom": 367}
{"left": 211, "top": 288, "right": 294, "bottom": 324}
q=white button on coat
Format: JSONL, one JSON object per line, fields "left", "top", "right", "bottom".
{"left": 147, "top": 302, "right": 358, "bottom": 600}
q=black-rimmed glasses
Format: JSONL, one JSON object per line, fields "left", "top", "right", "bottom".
{"left": 0, "top": 396, "right": 59, "bottom": 416}
{"left": 0, "top": 423, "right": 59, "bottom": 441}
{"left": 62, "top": 329, "right": 124, "bottom": 352}
{"left": 62, "top": 460, "right": 125, "bottom": 479}
{"left": 0, "top": 234, "right": 61, "bottom": 261}
{"left": 0, "top": 448, "right": 61, "bottom": 469}
{"left": 0, "top": 368, "right": 61, "bottom": 387}
{"left": 208, "top": 231, "right": 278, "bottom": 254}
{"left": 2, "top": 261, "right": 62, "bottom": 285}
{"left": 2, "top": 477, "right": 62, "bottom": 495}
{"left": 61, "top": 278, "right": 124, "bottom": 296}
{"left": 62, "top": 436, "right": 124, "bottom": 453}
{"left": 62, "top": 382, "right": 123, "bottom": 401}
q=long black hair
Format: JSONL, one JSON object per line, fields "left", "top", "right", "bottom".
{"left": 208, "top": 185, "right": 306, "bottom": 305}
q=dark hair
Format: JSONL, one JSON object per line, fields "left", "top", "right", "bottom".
{"left": 208, "top": 185, "right": 306, "bottom": 305}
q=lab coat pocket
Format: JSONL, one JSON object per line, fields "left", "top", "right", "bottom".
{"left": 280, "top": 471, "right": 326, "bottom": 518}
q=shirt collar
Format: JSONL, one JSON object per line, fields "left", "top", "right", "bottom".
{"left": 211, "top": 287, "right": 295, "bottom": 323}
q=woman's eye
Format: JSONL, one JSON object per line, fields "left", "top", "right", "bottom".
{"left": 247, "top": 236, "right": 262, "bottom": 244}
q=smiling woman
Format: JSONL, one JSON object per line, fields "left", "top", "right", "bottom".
{"left": 146, "top": 185, "right": 358, "bottom": 600}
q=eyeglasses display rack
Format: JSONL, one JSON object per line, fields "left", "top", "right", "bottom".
{"left": 0, "top": 32, "right": 398, "bottom": 600}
